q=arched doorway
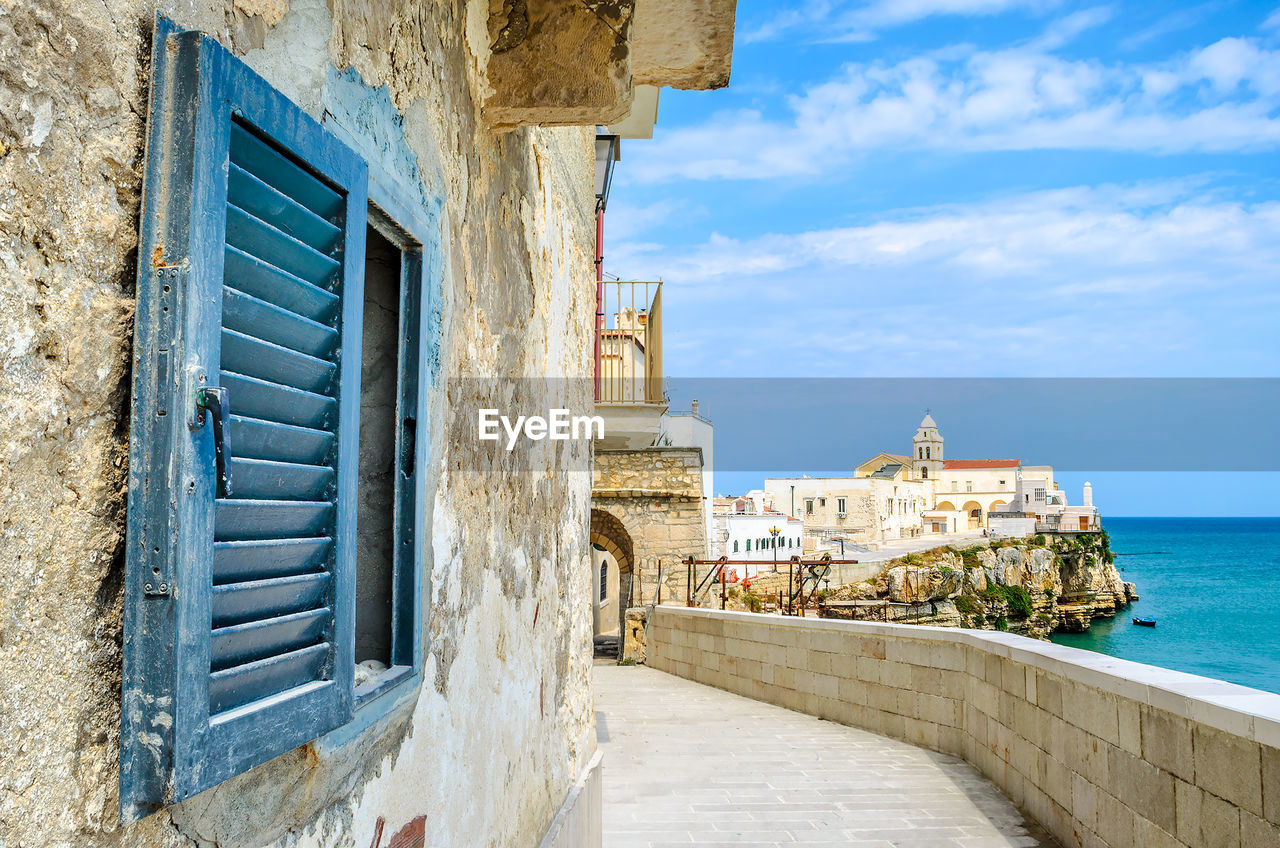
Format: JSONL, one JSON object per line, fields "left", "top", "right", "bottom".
{"left": 962, "top": 500, "right": 983, "bottom": 530}
{"left": 590, "top": 508, "right": 634, "bottom": 640}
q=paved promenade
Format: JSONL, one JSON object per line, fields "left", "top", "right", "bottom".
{"left": 595, "top": 663, "right": 1058, "bottom": 847}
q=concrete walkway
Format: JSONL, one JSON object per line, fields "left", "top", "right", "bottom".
{"left": 595, "top": 664, "right": 1058, "bottom": 848}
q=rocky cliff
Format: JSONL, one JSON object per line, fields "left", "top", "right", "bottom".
{"left": 819, "top": 534, "right": 1137, "bottom": 639}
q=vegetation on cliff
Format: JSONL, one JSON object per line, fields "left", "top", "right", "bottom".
{"left": 818, "top": 533, "right": 1137, "bottom": 639}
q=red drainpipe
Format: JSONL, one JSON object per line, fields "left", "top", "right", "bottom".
{"left": 594, "top": 206, "right": 604, "bottom": 402}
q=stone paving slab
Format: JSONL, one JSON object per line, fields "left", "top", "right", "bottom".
{"left": 595, "top": 663, "right": 1059, "bottom": 848}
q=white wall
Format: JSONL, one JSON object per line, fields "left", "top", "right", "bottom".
{"left": 723, "top": 513, "right": 804, "bottom": 573}
{"left": 662, "top": 410, "right": 714, "bottom": 548}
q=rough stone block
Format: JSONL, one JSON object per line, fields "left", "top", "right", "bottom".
{"left": 1263, "top": 744, "right": 1280, "bottom": 826}
{"left": 1194, "top": 723, "right": 1263, "bottom": 817}
{"left": 1141, "top": 705, "right": 1195, "bottom": 783}
{"left": 855, "top": 655, "right": 883, "bottom": 684}
{"left": 909, "top": 664, "right": 943, "bottom": 694}
{"left": 1073, "top": 771, "right": 1098, "bottom": 831}
{"left": 1095, "top": 791, "right": 1137, "bottom": 848}
{"left": 632, "top": 0, "right": 736, "bottom": 89}
{"left": 1132, "top": 817, "right": 1184, "bottom": 848}
{"left": 1108, "top": 746, "right": 1176, "bottom": 834}
{"left": 1117, "top": 698, "right": 1141, "bottom": 757}
{"left": 1243, "top": 811, "right": 1280, "bottom": 848}
{"left": 1038, "top": 673, "right": 1065, "bottom": 717}
{"left": 1002, "top": 658, "right": 1025, "bottom": 699}
{"left": 1066, "top": 683, "right": 1119, "bottom": 746}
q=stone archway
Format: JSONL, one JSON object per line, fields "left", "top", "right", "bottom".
{"left": 962, "top": 500, "right": 983, "bottom": 529}
{"left": 590, "top": 507, "right": 633, "bottom": 578}
{"left": 936, "top": 500, "right": 957, "bottom": 511}
{"left": 590, "top": 508, "right": 634, "bottom": 639}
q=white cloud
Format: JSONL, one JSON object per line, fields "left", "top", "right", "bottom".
{"left": 614, "top": 182, "right": 1280, "bottom": 376}
{"left": 627, "top": 37, "right": 1280, "bottom": 183}
{"left": 744, "top": 0, "right": 1056, "bottom": 44}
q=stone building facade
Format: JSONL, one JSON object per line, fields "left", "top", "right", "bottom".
{"left": 0, "top": 1, "right": 735, "bottom": 847}
{"left": 590, "top": 447, "right": 708, "bottom": 631}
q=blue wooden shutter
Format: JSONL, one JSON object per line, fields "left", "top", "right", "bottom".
{"left": 120, "top": 16, "right": 367, "bottom": 821}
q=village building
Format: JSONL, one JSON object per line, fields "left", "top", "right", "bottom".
{"left": 709, "top": 497, "right": 803, "bottom": 571}
{"left": 0, "top": 2, "right": 736, "bottom": 846}
{"left": 761, "top": 474, "right": 931, "bottom": 546}
{"left": 756, "top": 415, "right": 1086, "bottom": 544}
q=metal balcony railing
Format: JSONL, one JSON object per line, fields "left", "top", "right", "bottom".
{"left": 596, "top": 280, "right": 663, "bottom": 404}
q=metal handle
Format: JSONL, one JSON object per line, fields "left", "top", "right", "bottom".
{"left": 196, "top": 387, "right": 233, "bottom": 498}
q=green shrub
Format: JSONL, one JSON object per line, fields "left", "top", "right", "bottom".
{"left": 995, "top": 616, "right": 1009, "bottom": 631}
{"left": 1001, "top": 585, "right": 1033, "bottom": 618}
{"left": 743, "top": 592, "right": 763, "bottom": 613}
{"left": 901, "top": 553, "right": 924, "bottom": 565}
{"left": 955, "top": 595, "right": 979, "bottom": 615}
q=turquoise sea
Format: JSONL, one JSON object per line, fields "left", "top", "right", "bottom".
{"left": 1051, "top": 517, "right": 1280, "bottom": 695}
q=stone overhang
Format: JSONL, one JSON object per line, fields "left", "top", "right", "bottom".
{"left": 483, "top": 0, "right": 737, "bottom": 129}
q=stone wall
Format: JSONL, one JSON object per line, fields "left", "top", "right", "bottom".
{"left": 649, "top": 607, "right": 1280, "bottom": 848}
{"left": 591, "top": 447, "right": 708, "bottom": 606}
{"left": 0, "top": 1, "right": 598, "bottom": 846}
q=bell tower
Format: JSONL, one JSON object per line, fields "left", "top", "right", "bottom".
{"left": 912, "top": 412, "right": 943, "bottom": 481}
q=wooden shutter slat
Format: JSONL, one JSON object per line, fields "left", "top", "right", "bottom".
{"left": 209, "top": 642, "right": 330, "bottom": 716}
{"left": 219, "top": 371, "right": 335, "bottom": 430}
{"left": 224, "top": 246, "right": 339, "bottom": 321}
{"left": 227, "top": 163, "right": 341, "bottom": 253}
{"left": 226, "top": 457, "right": 333, "bottom": 501}
{"left": 210, "top": 607, "right": 329, "bottom": 671}
{"left": 212, "top": 537, "right": 332, "bottom": 584}
{"left": 229, "top": 121, "right": 343, "bottom": 220}
{"left": 222, "top": 287, "right": 338, "bottom": 358}
{"left": 225, "top": 204, "right": 341, "bottom": 287}
{"left": 214, "top": 499, "right": 333, "bottom": 542}
{"left": 229, "top": 414, "right": 334, "bottom": 465}
{"left": 212, "top": 572, "right": 329, "bottom": 626}
{"left": 221, "top": 328, "right": 336, "bottom": 394}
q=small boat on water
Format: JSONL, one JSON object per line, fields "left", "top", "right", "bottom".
{"left": 1132, "top": 617, "right": 1157, "bottom": 627}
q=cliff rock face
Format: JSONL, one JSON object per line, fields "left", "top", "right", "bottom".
{"left": 823, "top": 534, "right": 1135, "bottom": 639}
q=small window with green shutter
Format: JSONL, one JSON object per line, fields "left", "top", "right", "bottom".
{"left": 120, "top": 15, "right": 403, "bottom": 822}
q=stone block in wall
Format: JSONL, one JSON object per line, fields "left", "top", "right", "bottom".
{"left": 1141, "top": 705, "right": 1195, "bottom": 783}
{"left": 1193, "top": 723, "right": 1264, "bottom": 817}
{"left": 1243, "top": 811, "right": 1280, "bottom": 848}
{"left": 1108, "top": 745, "right": 1176, "bottom": 835}
{"left": 1265, "top": 744, "right": 1280, "bottom": 827}
{"left": 485, "top": 0, "right": 635, "bottom": 128}
{"left": 622, "top": 606, "right": 648, "bottom": 662}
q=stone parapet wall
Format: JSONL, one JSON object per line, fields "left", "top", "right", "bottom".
{"left": 648, "top": 607, "right": 1280, "bottom": 848}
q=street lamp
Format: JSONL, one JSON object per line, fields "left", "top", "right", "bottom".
{"left": 768, "top": 526, "right": 780, "bottom": 578}
{"left": 594, "top": 132, "right": 620, "bottom": 212}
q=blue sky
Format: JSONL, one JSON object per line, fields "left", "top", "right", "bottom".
{"left": 606, "top": 1, "right": 1280, "bottom": 514}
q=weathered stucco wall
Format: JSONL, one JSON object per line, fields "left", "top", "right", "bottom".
{"left": 0, "top": 1, "right": 597, "bottom": 846}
